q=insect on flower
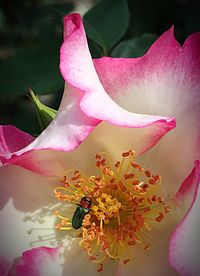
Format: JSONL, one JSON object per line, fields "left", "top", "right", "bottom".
{"left": 72, "top": 196, "right": 92, "bottom": 229}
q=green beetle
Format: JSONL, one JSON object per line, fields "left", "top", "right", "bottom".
{"left": 72, "top": 196, "right": 92, "bottom": 229}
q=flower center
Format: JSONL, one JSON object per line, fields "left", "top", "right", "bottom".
{"left": 92, "top": 193, "right": 122, "bottom": 226}
{"left": 54, "top": 150, "right": 170, "bottom": 271}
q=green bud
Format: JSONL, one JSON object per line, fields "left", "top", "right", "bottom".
{"left": 29, "top": 89, "right": 57, "bottom": 131}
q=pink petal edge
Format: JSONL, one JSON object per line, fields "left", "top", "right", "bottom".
{"left": 169, "top": 160, "right": 200, "bottom": 275}
{"left": 0, "top": 125, "right": 34, "bottom": 160}
{"left": 16, "top": 247, "right": 60, "bottom": 276}
{"left": 175, "top": 160, "right": 200, "bottom": 202}
{"left": 0, "top": 256, "right": 12, "bottom": 276}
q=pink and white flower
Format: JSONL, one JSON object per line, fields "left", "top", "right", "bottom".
{"left": 0, "top": 13, "right": 200, "bottom": 276}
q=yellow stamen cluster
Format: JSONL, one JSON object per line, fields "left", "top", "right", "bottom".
{"left": 54, "top": 150, "right": 170, "bottom": 270}
{"left": 92, "top": 193, "right": 122, "bottom": 224}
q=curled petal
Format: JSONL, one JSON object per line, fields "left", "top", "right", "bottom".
{"left": 14, "top": 86, "right": 99, "bottom": 154}
{"left": 60, "top": 14, "right": 175, "bottom": 130}
{"left": 169, "top": 160, "right": 200, "bottom": 275}
{"left": 175, "top": 160, "right": 200, "bottom": 209}
{"left": 0, "top": 86, "right": 99, "bottom": 175}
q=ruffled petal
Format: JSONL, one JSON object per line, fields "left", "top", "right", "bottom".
{"left": 94, "top": 28, "right": 200, "bottom": 198}
{"left": 60, "top": 14, "right": 174, "bottom": 129}
{"left": 59, "top": 13, "right": 175, "bottom": 148}
{"left": 94, "top": 28, "right": 200, "bottom": 131}
{"left": 169, "top": 161, "right": 200, "bottom": 276}
{"left": 0, "top": 165, "right": 61, "bottom": 265}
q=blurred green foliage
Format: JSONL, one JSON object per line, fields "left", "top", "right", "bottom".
{"left": 0, "top": 0, "right": 200, "bottom": 134}
{"left": 84, "top": 0, "right": 129, "bottom": 54}
{"left": 111, "top": 34, "right": 158, "bottom": 58}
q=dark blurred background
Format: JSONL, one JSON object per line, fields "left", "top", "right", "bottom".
{"left": 0, "top": 0, "right": 200, "bottom": 135}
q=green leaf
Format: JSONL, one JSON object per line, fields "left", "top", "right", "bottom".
{"left": 111, "top": 34, "right": 158, "bottom": 58}
{"left": 83, "top": 19, "right": 107, "bottom": 55}
{"left": 84, "top": 0, "right": 129, "bottom": 52}
{"left": 30, "top": 89, "right": 57, "bottom": 131}
{"left": 87, "top": 38, "right": 105, "bottom": 58}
